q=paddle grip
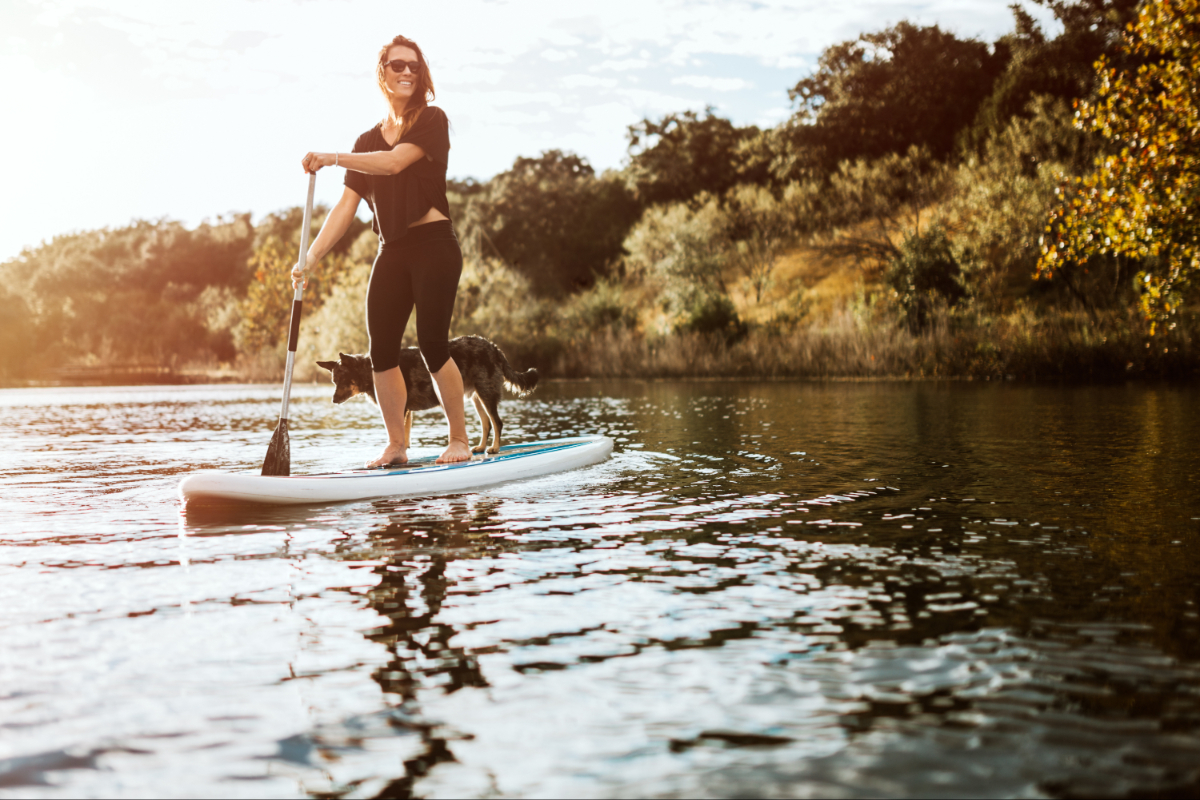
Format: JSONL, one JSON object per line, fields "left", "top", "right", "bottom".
{"left": 287, "top": 299, "right": 303, "bottom": 353}
{"left": 286, "top": 172, "right": 316, "bottom": 353}
{"left": 284, "top": 174, "right": 315, "bottom": 355}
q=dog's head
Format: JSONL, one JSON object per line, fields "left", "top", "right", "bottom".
{"left": 316, "top": 353, "right": 376, "bottom": 404}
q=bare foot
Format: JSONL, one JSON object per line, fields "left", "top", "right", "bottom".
{"left": 436, "top": 438, "right": 472, "bottom": 464}
{"left": 367, "top": 441, "right": 407, "bottom": 468}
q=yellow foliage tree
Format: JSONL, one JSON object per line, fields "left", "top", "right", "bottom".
{"left": 1038, "top": 0, "right": 1200, "bottom": 331}
{"left": 237, "top": 236, "right": 341, "bottom": 354}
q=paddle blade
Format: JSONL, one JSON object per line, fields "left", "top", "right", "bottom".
{"left": 260, "top": 419, "right": 290, "bottom": 476}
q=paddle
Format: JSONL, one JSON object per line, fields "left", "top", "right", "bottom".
{"left": 261, "top": 172, "right": 316, "bottom": 477}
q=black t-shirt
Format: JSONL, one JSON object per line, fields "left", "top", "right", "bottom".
{"left": 344, "top": 106, "right": 451, "bottom": 244}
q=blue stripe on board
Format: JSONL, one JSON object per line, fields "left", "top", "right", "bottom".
{"left": 301, "top": 438, "right": 591, "bottom": 480}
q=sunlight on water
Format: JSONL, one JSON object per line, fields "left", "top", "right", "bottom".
{"left": 1, "top": 380, "right": 1198, "bottom": 797}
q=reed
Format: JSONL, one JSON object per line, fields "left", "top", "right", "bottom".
{"left": 549, "top": 307, "right": 1199, "bottom": 381}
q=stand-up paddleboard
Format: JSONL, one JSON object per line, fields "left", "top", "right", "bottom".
{"left": 179, "top": 435, "right": 613, "bottom": 506}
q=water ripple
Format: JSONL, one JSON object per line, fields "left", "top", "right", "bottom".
{"left": 1, "top": 381, "right": 1198, "bottom": 797}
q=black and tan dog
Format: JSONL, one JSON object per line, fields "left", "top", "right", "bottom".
{"left": 317, "top": 335, "right": 538, "bottom": 454}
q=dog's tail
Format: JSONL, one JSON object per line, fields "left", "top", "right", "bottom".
{"left": 500, "top": 353, "right": 539, "bottom": 397}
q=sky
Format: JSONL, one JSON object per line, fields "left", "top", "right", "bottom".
{"left": 0, "top": 0, "right": 1060, "bottom": 262}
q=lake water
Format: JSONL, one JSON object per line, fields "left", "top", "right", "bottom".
{"left": 1, "top": 379, "right": 1198, "bottom": 798}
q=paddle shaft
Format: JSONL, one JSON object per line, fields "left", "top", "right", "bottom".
{"left": 277, "top": 173, "right": 316, "bottom": 423}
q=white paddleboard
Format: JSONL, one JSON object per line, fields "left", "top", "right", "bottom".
{"left": 179, "top": 435, "right": 613, "bottom": 506}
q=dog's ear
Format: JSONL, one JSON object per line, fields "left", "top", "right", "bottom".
{"left": 317, "top": 360, "right": 337, "bottom": 372}
{"left": 338, "top": 352, "right": 349, "bottom": 361}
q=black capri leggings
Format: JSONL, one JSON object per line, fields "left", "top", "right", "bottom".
{"left": 366, "top": 220, "right": 463, "bottom": 374}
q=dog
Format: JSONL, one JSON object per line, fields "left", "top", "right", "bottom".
{"left": 317, "top": 335, "right": 539, "bottom": 454}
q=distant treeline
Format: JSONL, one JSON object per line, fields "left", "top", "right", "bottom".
{"left": 3, "top": 0, "right": 1197, "bottom": 384}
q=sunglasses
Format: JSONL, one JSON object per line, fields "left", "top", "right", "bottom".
{"left": 384, "top": 59, "right": 422, "bottom": 74}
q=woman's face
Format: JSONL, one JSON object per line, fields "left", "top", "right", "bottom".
{"left": 384, "top": 45, "right": 420, "bottom": 104}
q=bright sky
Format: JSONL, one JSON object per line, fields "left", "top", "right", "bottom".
{"left": 0, "top": 0, "right": 1058, "bottom": 262}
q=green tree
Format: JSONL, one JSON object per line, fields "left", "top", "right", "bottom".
{"left": 940, "top": 96, "right": 1103, "bottom": 309}
{"left": 464, "top": 150, "right": 640, "bottom": 295}
{"left": 622, "top": 193, "right": 746, "bottom": 339}
{"left": 254, "top": 205, "right": 370, "bottom": 264}
{"left": 0, "top": 285, "right": 34, "bottom": 379}
{"left": 1038, "top": 0, "right": 1200, "bottom": 330}
{"left": 625, "top": 108, "right": 765, "bottom": 205}
{"left": 791, "top": 146, "right": 952, "bottom": 271}
{"left": 783, "top": 22, "right": 1007, "bottom": 172}
{"left": 447, "top": 177, "right": 486, "bottom": 257}
{"left": 0, "top": 217, "right": 256, "bottom": 371}
{"left": 450, "top": 257, "right": 559, "bottom": 368}
{"left": 964, "top": 1, "right": 1141, "bottom": 152}
{"left": 6, "top": 216, "right": 253, "bottom": 301}
{"left": 623, "top": 194, "right": 730, "bottom": 295}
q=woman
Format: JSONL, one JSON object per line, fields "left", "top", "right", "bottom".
{"left": 293, "top": 34, "right": 470, "bottom": 467}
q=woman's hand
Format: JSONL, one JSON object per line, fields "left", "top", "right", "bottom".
{"left": 287, "top": 187, "right": 363, "bottom": 291}
{"left": 302, "top": 152, "right": 335, "bottom": 174}
{"left": 291, "top": 259, "right": 308, "bottom": 290}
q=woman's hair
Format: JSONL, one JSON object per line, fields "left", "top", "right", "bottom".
{"left": 376, "top": 35, "right": 435, "bottom": 136}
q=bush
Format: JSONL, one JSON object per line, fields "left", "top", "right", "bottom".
{"left": 789, "top": 146, "right": 952, "bottom": 272}
{"left": 623, "top": 193, "right": 735, "bottom": 328}
{"left": 557, "top": 278, "right": 640, "bottom": 340}
{"left": 887, "top": 225, "right": 966, "bottom": 332}
{"left": 676, "top": 292, "right": 748, "bottom": 344}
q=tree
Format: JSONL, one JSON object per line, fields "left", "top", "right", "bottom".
{"left": 463, "top": 150, "right": 640, "bottom": 295}
{"left": 236, "top": 235, "right": 343, "bottom": 354}
{"left": 940, "top": 97, "right": 1102, "bottom": 310}
{"left": 623, "top": 194, "right": 730, "bottom": 293}
{"left": 254, "top": 205, "right": 370, "bottom": 265}
{"left": 1037, "top": 0, "right": 1200, "bottom": 330}
{"left": 783, "top": 22, "right": 1007, "bottom": 171}
{"left": 625, "top": 108, "right": 764, "bottom": 205}
{"left": 790, "top": 146, "right": 952, "bottom": 272}
{"left": 0, "top": 217, "right": 257, "bottom": 371}
{"left": 447, "top": 178, "right": 486, "bottom": 257}
{"left": 619, "top": 193, "right": 748, "bottom": 342}
{"left": 722, "top": 184, "right": 795, "bottom": 303}
{"left": 964, "top": 0, "right": 1142, "bottom": 153}
{"left": 0, "top": 284, "right": 33, "bottom": 378}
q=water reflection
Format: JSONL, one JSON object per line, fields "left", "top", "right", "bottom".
{"left": 1, "top": 381, "right": 1199, "bottom": 797}
{"left": 355, "top": 504, "right": 501, "bottom": 796}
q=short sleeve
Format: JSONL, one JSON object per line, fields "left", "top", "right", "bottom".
{"left": 399, "top": 106, "right": 450, "bottom": 164}
{"left": 343, "top": 131, "right": 372, "bottom": 199}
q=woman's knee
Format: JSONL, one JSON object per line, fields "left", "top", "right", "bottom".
{"left": 369, "top": 343, "right": 401, "bottom": 373}
{"left": 418, "top": 338, "right": 451, "bottom": 374}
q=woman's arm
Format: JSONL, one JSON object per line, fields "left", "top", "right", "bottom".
{"left": 303, "top": 144, "right": 426, "bottom": 176}
{"left": 291, "top": 186, "right": 363, "bottom": 289}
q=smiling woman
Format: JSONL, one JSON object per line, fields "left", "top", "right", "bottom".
{"left": 289, "top": 34, "right": 469, "bottom": 470}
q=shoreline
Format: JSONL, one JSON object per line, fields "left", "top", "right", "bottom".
{"left": 4, "top": 371, "right": 1198, "bottom": 391}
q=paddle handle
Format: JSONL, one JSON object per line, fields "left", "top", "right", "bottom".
{"left": 278, "top": 172, "right": 316, "bottom": 422}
